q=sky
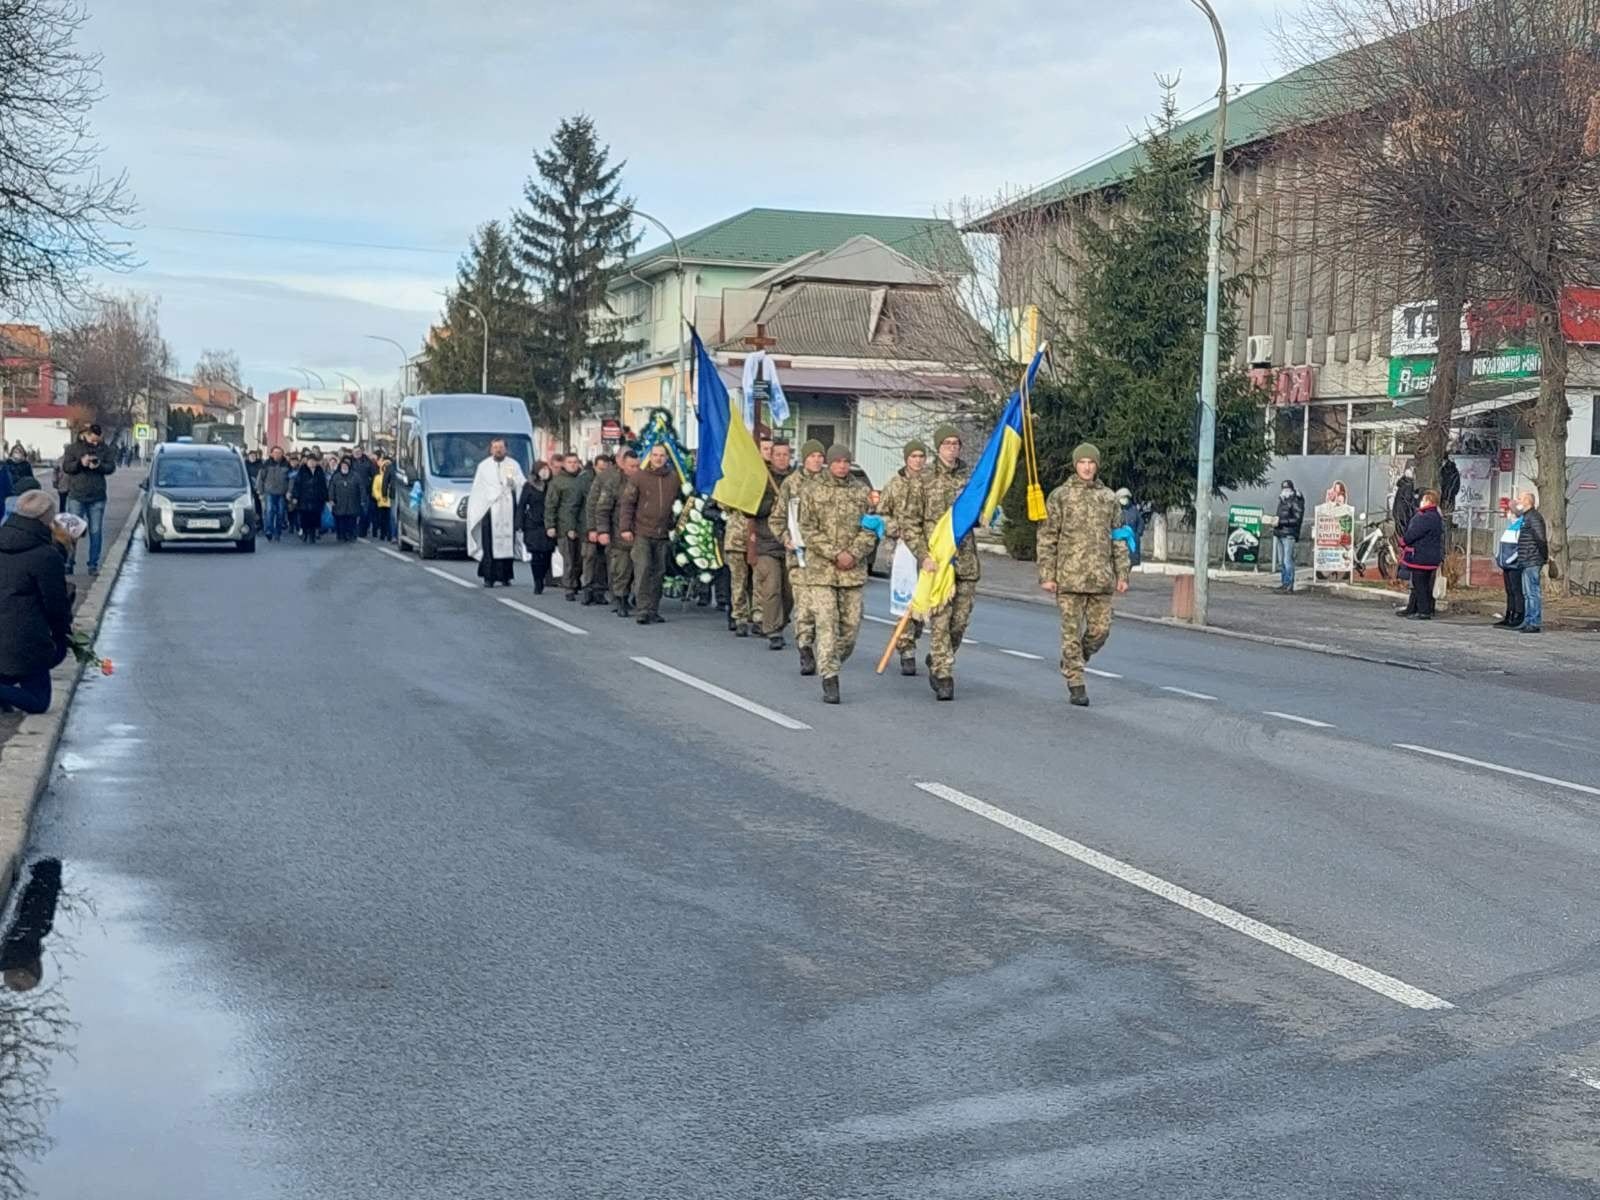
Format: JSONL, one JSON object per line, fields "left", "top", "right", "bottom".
{"left": 65, "top": 0, "right": 1290, "bottom": 401}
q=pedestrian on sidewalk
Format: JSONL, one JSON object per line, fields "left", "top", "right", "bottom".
{"left": 329, "top": 458, "right": 364, "bottom": 542}
{"left": 0, "top": 445, "right": 37, "bottom": 520}
{"left": 1114, "top": 487, "right": 1144, "bottom": 568}
{"left": 1494, "top": 510, "right": 1525, "bottom": 629}
{"left": 0, "top": 492, "right": 71, "bottom": 715}
{"left": 1036, "top": 444, "right": 1130, "bottom": 708}
{"left": 1398, "top": 489, "right": 1444, "bottom": 619}
{"left": 1516, "top": 491, "right": 1549, "bottom": 633}
{"left": 466, "top": 438, "right": 527, "bottom": 588}
{"left": 61, "top": 423, "right": 115, "bottom": 576}
{"left": 877, "top": 439, "right": 927, "bottom": 674}
{"left": 257, "top": 447, "right": 292, "bottom": 541}
{"left": 619, "top": 443, "right": 677, "bottom": 624}
{"left": 519, "top": 461, "right": 555, "bottom": 594}
{"left": 796, "top": 446, "right": 876, "bottom": 704}
{"left": 1273, "top": 479, "right": 1304, "bottom": 593}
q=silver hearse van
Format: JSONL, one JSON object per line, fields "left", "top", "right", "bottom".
{"left": 393, "top": 394, "right": 536, "bottom": 559}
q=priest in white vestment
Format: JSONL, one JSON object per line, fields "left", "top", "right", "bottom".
{"left": 466, "top": 438, "right": 528, "bottom": 587}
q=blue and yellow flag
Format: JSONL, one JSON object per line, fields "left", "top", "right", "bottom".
{"left": 911, "top": 347, "right": 1046, "bottom": 617}
{"left": 691, "top": 327, "right": 768, "bottom": 515}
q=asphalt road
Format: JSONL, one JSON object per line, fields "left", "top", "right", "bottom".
{"left": 14, "top": 536, "right": 1600, "bottom": 1198}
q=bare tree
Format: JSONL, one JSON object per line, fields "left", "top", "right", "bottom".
{"left": 0, "top": 0, "right": 134, "bottom": 314}
{"left": 191, "top": 348, "right": 242, "bottom": 389}
{"left": 55, "top": 293, "right": 172, "bottom": 441}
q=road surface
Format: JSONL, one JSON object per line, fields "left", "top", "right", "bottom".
{"left": 14, "top": 536, "right": 1600, "bottom": 1198}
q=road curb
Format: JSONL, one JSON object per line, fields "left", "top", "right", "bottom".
{"left": 973, "top": 581, "right": 1439, "bottom": 674}
{"left": 0, "top": 489, "right": 144, "bottom": 897}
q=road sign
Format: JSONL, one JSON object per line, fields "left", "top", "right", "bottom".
{"left": 133, "top": 423, "right": 154, "bottom": 440}
{"left": 601, "top": 418, "right": 622, "bottom": 441}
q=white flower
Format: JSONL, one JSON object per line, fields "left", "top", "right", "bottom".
{"left": 680, "top": 481, "right": 694, "bottom": 496}
{"left": 672, "top": 500, "right": 684, "bottom": 515}
{"left": 698, "top": 572, "right": 713, "bottom": 583}
{"left": 675, "top": 553, "right": 688, "bottom": 566}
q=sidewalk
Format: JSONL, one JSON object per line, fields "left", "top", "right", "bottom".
{"left": 975, "top": 550, "right": 1600, "bottom": 697}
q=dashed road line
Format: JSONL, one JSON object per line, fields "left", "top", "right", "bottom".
{"left": 1571, "top": 1070, "right": 1600, "bottom": 1092}
{"left": 424, "top": 566, "right": 476, "bottom": 589}
{"left": 864, "top": 614, "right": 897, "bottom": 626}
{"left": 375, "top": 546, "right": 411, "bottom": 564}
{"left": 915, "top": 781, "right": 1452, "bottom": 1012}
{"left": 499, "top": 597, "right": 587, "bottom": 636}
{"left": 1395, "top": 744, "right": 1600, "bottom": 798}
{"left": 1085, "top": 667, "right": 1122, "bottom": 679}
{"left": 1264, "top": 711, "right": 1335, "bottom": 729}
{"left": 631, "top": 656, "right": 811, "bottom": 731}
{"left": 998, "top": 648, "right": 1043, "bottom": 661}
{"left": 1161, "top": 686, "right": 1217, "bottom": 701}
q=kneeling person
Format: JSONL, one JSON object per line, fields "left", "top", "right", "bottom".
{"left": 796, "top": 446, "right": 876, "bottom": 704}
{"left": 1036, "top": 443, "right": 1130, "bottom": 707}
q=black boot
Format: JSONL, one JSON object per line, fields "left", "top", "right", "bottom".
{"left": 821, "top": 676, "right": 840, "bottom": 704}
{"left": 1069, "top": 685, "right": 1090, "bottom": 707}
{"left": 768, "top": 634, "right": 785, "bottom": 651}
{"left": 565, "top": 590, "right": 578, "bottom": 602}
{"left": 933, "top": 675, "right": 954, "bottom": 701}
{"left": 727, "top": 613, "right": 737, "bottom": 632}
{"left": 735, "top": 622, "right": 750, "bottom": 638}
{"left": 636, "top": 612, "right": 652, "bottom": 625}
{"left": 899, "top": 652, "right": 917, "bottom": 677}
{"left": 799, "top": 646, "right": 817, "bottom": 676}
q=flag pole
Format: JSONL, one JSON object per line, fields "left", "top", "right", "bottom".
{"left": 875, "top": 612, "right": 914, "bottom": 674}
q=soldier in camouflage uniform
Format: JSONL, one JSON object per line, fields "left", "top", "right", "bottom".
{"left": 580, "top": 454, "right": 617, "bottom": 606}
{"left": 774, "top": 440, "right": 826, "bottom": 673}
{"left": 907, "top": 425, "right": 978, "bottom": 701}
{"left": 752, "top": 441, "right": 794, "bottom": 648}
{"left": 1036, "top": 442, "right": 1131, "bottom": 707}
{"left": 723, "top": 508, "right": 754, "bottom": 635}
{"left": 875, "top": 438, "right": 927, "bottom": 675}
{"left": 796, "top": 446, "right": 878, "bottom": 703}
{"left": 593, "top": 449, "right": 637, "bottom": 616}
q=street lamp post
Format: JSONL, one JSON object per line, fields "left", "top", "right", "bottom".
{"left": 1190, "top": 0, "right": 1229, "bottom": 627}
{"left": 464, "top": 303, "right": 489, "bottom": 394}
{"left": 620, "top": 208, "right": 687, "bottom": 437}
{"left": 292, "top": 366, "right": 327, "bottom": 390}
{"left": 365, "top": 335, "right": 413, "bottom": 447}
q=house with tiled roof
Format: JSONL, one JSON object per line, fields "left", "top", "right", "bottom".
{"left": 0, "top": 324, "right": 72, "bottom": 460}
{"left": 605, "top": 207, "right": 968, "bottom": 449}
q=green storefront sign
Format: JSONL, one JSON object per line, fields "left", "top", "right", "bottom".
{"left": 1388, "top": 346, "right": 1540, "bottom": 397}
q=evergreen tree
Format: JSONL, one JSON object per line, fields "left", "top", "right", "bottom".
{"left": 419, "top": 220, "right": 534, "bottom": 405}
{"left": 1006, "top": 88, "right": 1269, "bottom": 555}
{"left": 513, "top": 116, "right": 640, "bottom": 449}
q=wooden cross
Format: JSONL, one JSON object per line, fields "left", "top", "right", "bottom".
{"left": 742, "top": 323, "right": 778, "bottom": 352}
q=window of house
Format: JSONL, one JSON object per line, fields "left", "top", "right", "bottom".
{"left": 1306, "top": 402, "right": 1350, "bottom": 455}
{"left": 1270, "top": 406, "right": 1305, "bottom": 455}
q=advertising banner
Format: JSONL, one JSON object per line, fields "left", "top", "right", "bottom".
{"left": 1225, "top": 505, "right": 1263, "bottom": 565}
{"left": 1314, "top": 502, "right": 1356, "bottom": 575}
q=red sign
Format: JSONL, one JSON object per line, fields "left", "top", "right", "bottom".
{"left": 1498, "top": 447, "right": 1515, "bottom": 472}
{"left": 1466, "top": 287, "right": 1600, "bottom": 346}
{"left": 600, "top": 418, "right": 622, "bottom": 441}
{"left": 1273, "top": 366, "right": 1314, "bottom": 407}
{"left": 1499, "top": 496, "right": 1512, "bottom": 514}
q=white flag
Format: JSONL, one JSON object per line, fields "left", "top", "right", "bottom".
{"left": 889, "top": 541, "right": 918, "bottom": 617}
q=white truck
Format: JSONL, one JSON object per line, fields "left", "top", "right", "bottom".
{"left": 287, "top": 393, "right": 364, "bottom": 457}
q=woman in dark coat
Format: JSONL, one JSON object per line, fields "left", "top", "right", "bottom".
{"left": 291, "top": 455, "right": 329, "bottom": 543}
{"left": 328, "top": 457, "right": 364, "bottom": 542}
{"left": 0, "top": 492, "right": 71, "bottom": 713}
{"left": 1399, "top": 488, "right": 1444, "bottom": 619}
{"left": 519, "top": 460, "right": 555, "bottom": 593}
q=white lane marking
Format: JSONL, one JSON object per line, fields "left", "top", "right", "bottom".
{"left": 1161, "top": 686, "right": 1217, "bottom": 701}
{"left": 1572, "top": 1070, "right": 1600, "bottom": 1092}
{"left": 631, "top": 656, "right": 811, "bottom": 731}
{"left": 999, "top": 648, "right": 1043, "bottom": 661}
{"left": 916, "top": 781, "right": 1452, "bottom": 1011}
{"left": 1395, "top": 744, "right": 1600, "bottom": 798}
{"left": 864, "top": 614, "right": 897, "bottom": 625}
{"left": 1264, "top": 711, "right": 1335, "bottom": 729}
{"left": 424, "top": 565, "right": 476, "bottom": 589}
{"left": 376, "top": 547, "right": 411, "bottom": 564}
{"left": 1085, "top": 667, "right": 1122, "bottom": 679}
{"left": 964, "top": 637, "right": 982, "bottom": 646}
{"left": 498, "top": 597, "right": 588, "bottom": 636}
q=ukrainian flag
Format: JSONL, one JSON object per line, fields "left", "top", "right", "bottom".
{"left": 912, "top": 347, "right": 1046, "bottom": 617}
{"left": 691, "top": 327, "right": 768, "bottom": 515}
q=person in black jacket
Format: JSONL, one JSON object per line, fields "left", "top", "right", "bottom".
{"left": 350, "top": 446, "right": 378, "bottom": 536}
{"left": 328, "top": 457, "right": 364, "bottom": 542}
{"left": 1273, "top": 480, "right": 1305, "bottom": 593}
{"left": 519, "top": 460, "right": 555, "bottom": 593}
{"left": 291, "top": 454, "right": 329, "bottom": 543}
{"left": 60, "top": 424, "right": 116, "bottom": 576}
{"left": 1515, "top": 491, "right": 1549, "bottom": 633}
{"left": 0, "top": 492, "right": 71, "bottom": 714}
{"left": 1399, "top": 488, "right": 1444, "bottom": 619}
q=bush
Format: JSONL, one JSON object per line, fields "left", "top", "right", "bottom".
{"left": 1000, "top": 473, "right": 1037, "bottom": 560}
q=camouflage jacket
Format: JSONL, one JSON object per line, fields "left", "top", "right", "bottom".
{"left": 876, "top": 467, "right": 922, "bottom": 544}
{"left": 586, "top": 468, "right": 625, "bottom": 537}
{"left": 796, "top": 472, "right": 876, "bottom": 588}
{"left": 767, "top": 467, "right": 823, "bottom": 559}
{"left": 722, "top": 508, "right": 748, "bottom": 554}
{"left": 908, "top": 458, "right": 980, "bottom": 581}
{"left": 1036, "top": 475, "right": 1131, "bottom": 594}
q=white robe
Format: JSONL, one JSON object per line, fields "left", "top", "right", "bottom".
{"left": 465, "top": 456, "right": 529, "bottom": 562}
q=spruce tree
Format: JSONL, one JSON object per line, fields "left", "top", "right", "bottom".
{"left": 419, "top": 220, "right": 534, "bottom": 404}
{"left": 1006, "top": 87, "right": 1269, "bottom": 554}
{"left": 514, "top": 116, "right": 640, "bottom": 449}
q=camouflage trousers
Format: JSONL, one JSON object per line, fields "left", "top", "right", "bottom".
{"left": 787, "top": 556, "right": 815, "bottom": 648}
{"left": 727, "top": 555, "right": 754, "bottom": 623}
{"left": 805, "top": 584, "right": 864, "bottom": 678}
{"left": 927, "top": 579, "right": 977, "bottom": 677}
{"left": 607, "top": 543, "right": 633, "bottom": 600}
{"left": 754, "top": 555, "right": 793, "bottom": 635}
{"left": 896, "top": 617, "right": 923, "bottom": 655}
{"left": 1057, "top": 591, "right": 1114, "bottom": 686}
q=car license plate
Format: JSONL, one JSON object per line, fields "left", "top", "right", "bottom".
{"left": 188, "top": 518, "right": 222, "bottom": 530}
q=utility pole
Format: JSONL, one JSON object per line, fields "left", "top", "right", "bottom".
{"left": 464, "top": 303, "right": 489, "bottom": 394}
{"left": 1190, "top": 0, "right": 1229, "bottom": 626}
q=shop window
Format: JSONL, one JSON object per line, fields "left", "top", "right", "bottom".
{"left": 1348, "top": 402, "right": 1392, "bottom": 455}
{"left": 1270, "top": 406, "right": 1305, "bottom": 455}
{"left": 1307, "top": 402, "right": 1350, "bottom": 455}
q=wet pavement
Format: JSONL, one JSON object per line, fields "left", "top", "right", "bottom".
{"left": 13, "top": 535, "right": 1600, "bottom": 1197}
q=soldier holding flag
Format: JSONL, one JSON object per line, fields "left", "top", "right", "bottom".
{"left": 908, "top": 425, "right": 978, "bottom": 701}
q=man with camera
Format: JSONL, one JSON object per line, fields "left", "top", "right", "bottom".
{"left": 61, "top": 423, "right": 116, "bottom": 576}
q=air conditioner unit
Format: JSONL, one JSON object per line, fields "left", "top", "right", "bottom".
{"left": 1246, "top": 335, "right": 1274, "bottom": 367}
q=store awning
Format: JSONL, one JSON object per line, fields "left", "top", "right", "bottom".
{"left": 1349, "top": 388, "right": 1536, "bottom": 432}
